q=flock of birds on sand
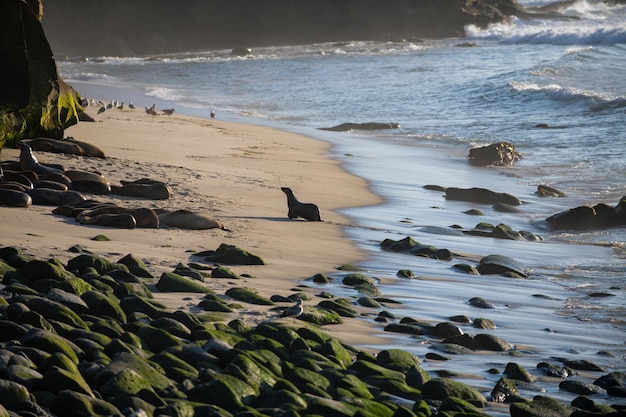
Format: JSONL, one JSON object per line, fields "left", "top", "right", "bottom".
{"left": 83, "top": 98, "right": 176, "bottom": 116}
{"left": 83, "top": 98, "right": 217, "bottom": 119}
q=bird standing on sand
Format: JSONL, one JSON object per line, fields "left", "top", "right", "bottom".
{"left": 162, "top": 108, "right": 175, "bottom": 115}
{"left": 97, "top": 106, "right": 106, "bottom": 114}
{"left": 128, "top": 101, "right": 135, "bottom": 109}
{"left": 280, "top": 299, "right": 303, "bottom": 322}
{"left": 210, "top": 110, "right": 216, "bottom": 118}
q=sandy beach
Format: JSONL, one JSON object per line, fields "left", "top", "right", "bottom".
{"left": 0, "top": 105, "right": 386, "bottom": 346}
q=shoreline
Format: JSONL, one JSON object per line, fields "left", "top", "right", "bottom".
{"left": 0, "top": 103, "right": 387, "bottom": 347}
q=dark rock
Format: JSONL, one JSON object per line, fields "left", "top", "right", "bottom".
{"left": 491, "top": 377, "right": 524, "bottom": 403}
{"left": 474, "top": 333, "right": 513, "bottom": 351}
{"left": 559, "top": 379, "right": 605, "bottom": 395}
{"left": 564, "top": 359, "right": 605, "bottom": 372}
{"left": 537, "top": 362, "right": 570, "bottom": 378}
{"left": 422, "top": 377, "right": 486, "bottom": 407}
{"left": 505, "top": 362, "right": 536, "bottom": 382}
{"left": 537, "top": 184, "right": 566, "bottom": 197}
{"left": 468, "top": 142, "right": 522, "bottom": 166}
{"left": 342, "top": 273, "right": 375, "bottom": 286}
{"left": 0, "top": 379, "right": 30, "bottom": 410}
{"left": 156, "top": 272, "right": 213, "bottom": 293}
{"left": 225, "top": 287, "right": 274, "bottom": 305}
{"left": 546, "top": 197, "right": 626, "bottom": 230}
{"left": 510, "top": 395, "right": 574, "bottom": 417}
{"left": 198, "top": 243, "right": 265, "bottom": 265}
{"left": 594, "top": 371, "right": 626, "bottom": 390}
{"left": 468, "top": 297, "right": 496, "bottom": 309}
{"left": 445, "top": 187, "right": 521, "bottom": 205}
{"left": 478, "top": 254, "right": 528, "bottom": 277}
{"left": 50, "top": 390, "right": 123, "bottom": 417}
{"left": 473, "top": 317, "right": 497, "bottom": 329}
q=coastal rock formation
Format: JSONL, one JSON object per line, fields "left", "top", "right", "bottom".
{"left": 468, "top": 142, "right": 522, "bottom": 166}
{"left": 0, "top": 0, "right": 82, "bottom": 149}
{"left": 319, "top": 122, "right": 401, "bottom": 132}
{"left": 545, "top": 196, "right": 626, "bottom": 230}
{"left": 41, "top": 0, "right": 531, "bottom": 57}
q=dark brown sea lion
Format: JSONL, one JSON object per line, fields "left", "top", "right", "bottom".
{"left": 280, "top": 187, "right": 322, "bottom": 221}
{"left": 18, "top": 143, "right": 64, "bottom": 175}
{"left": 64, "top": 137, "right": 106, "bottom": 158}
{"left": 23, "top": 138, "right": 86, "bottom": 156}
{"left": 77, "top": 206, "right": 159, "bottom": 228}
{"left": 111, "top": 179, "right": 172, "bottom": 200}
{"left": 1, "top": 171, "right": 34, "bottom": 189}
{"left": 27, "top": 189, "right": 86, "bottom": 206}
{"left": 71, "top": 180, "right": 112, "bottom": 195}
{"left": 0, "top": 189, "right": 32, "bottom": 208}
{"left": 158, "top": 209, "right": 227, "bottom": 230}
{"left": 41, "top": 172, "right": 72, "bottom": 188}
{"left": 80, "top": 213, "right": 137, "bottom": 229}
{"left": 33, "top": 180, "right": 69, "bottom": 191}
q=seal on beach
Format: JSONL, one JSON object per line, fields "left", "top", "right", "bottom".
{"left": 158, "top": 209, "right": 228, "bottom": 230}
{"left": 280, "top": 187, "right": 322, "bottom": 221}
{"left": 27, "top": 189, "right": 86, "bottom": 206}
{"left": 18, "top": 143, "right": 64, "bottom": 175}
{"left": 0, "top": 189, "right": 32, "bottom": 208}
{"left": 77, "top": 206, "right": 159, "bottom": 228}
{"left": 280, "top": 299, "right": 304, "bottom": 322}
{"left": 111, "top": 178, "right": 172, "bottom": 200}
{"left": 80, "top": 213, "right": 137, "bottom": 229}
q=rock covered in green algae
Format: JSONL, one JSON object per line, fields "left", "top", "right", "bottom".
{"left": 156, "top": 271, "right": 213, "bottom": 293}
{"left": 198, "top": 243, "right": 265, "bottom": 265}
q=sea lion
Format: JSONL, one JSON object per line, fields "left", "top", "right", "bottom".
{"left": 23, "top": 138, "right": 86, "bottom": 156}
{"left": 18, "top": 143, "right": 64, "bottom": 175}
{"left": 64, "top": 137, "right": 106, "bottom": 158}
{"left": 80, "top": 213, "right": 137, "bottom": 229}
{"left": 33, "top": 180, "right": 69, "bottom": 191}
{"left": 41, "top": 172, "right": 72, "bottom": 188}
{"left": 27, "top": 189, "right": 86, "bottom": 206}
{"left": 1, "top": 171, "right": 34, "bottom": 189}
{"left": 77, "top": 205, "right": 159, "bottom": 228}
{"left": 158, "top": 209, "right": 227, "bottom": 230}
{"left": 71, "top": 180, "right": 112, "bottom": 195}
{"left": 0, "top": 189, "right": 32, "bottom": 208}
{"left": 280, "top": 187, "right": 322, "bottom": 221}
{"left": 111, "top": 179, "right": 172, "bottom": 200}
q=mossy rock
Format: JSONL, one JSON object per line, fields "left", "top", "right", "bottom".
{"left": 119, "top": 294, "right": 169, "bottom": 319}
{"left": 135, "top": 324, "right": 186, "bottom": 353}
{"left": 259, "top": 388, "right": 308, "bottom": 410}
{"left": 504, "top": 362, "right": 535, "bottom": 383}
{"left": 97, "top": 352, "right": 173, "bottom": 393}
{"left": 201, "top": 243, "right": 265, "bottom": 265}
{"left": 20, "top": 328, "right": 81, "bottom": 364}
{"left": 81, "top": 290, "right": 127, "bottom": 323}
{"left": 438, "top": 396, "right": 491, "bottom": 417}
{"left": 330, "top": 372, "right": 374, "bottom": 399}
{"left": 284, "top": 362, "right": 332, "bottom": 393}
{"left": 406, "top": 366, "right": 432, "bottom": 389}
{"left": 223, "top": 353, "right": 279, "bottom": 392}
{"left": 297, "top": 326, "right": 333, "bottom": 345}
{"left": 342, "top": 273, "right": 375, "bottom": 286}
{"left": 317, "top": 337, "right": 354, "bottom": 368}
{"left": 0, "top": 260, "right": 16, "bottom": 278}
{"left": 422, "top": 378, "right": 486, "bottom": 407}
{"left": 67, "top": 254, "right": 129, "bottom": 275}
{"left": 225, "top": 287, "right": 274, "bottom": 305}
{"left": 254, "top": 322, "right": 300, "bottom": 347}
{"left": 117, "top": 253, "right": 153, "bottom": 278}
{"left": 188, "top": 372, "right": 257, "bottom": 409}
{"left": 20, "top": 259, "right": 77, "bottom": 282}
{"left": 154, "top": 402, "right": 198, "bottom": 417}
{"left": 378, "top": 378, "right": 422, "bottom": 401}
{"left": 50, "top": 390, "right": 122, "bottom": 417}
{"left": 310, "top": 273, "right": 332, "bottom": 283}
{"left": 53, "top": 277, "right": 93, "bottom": 296}
{"left": 355, "top": 283, "right": 382, "bottom": 297}
{"left": 240, "top": 349, "right": 284, "bottom": 378}
{"left": 0, "top": 320, "right": 28, "bottom": 341}
{"left": 303, "top": 394, "right": 359, "bottom": 416}
{"left": 156, "top": 271, "right": 213, "bottom": 293}
{"left": 376, "top": 349, "right": 421, "bottom": 372}
{"left": 0, "top": 379, "right": 30, "bottom": 410}
{"left": 42, "top": 365, "right": 94, "bottom": 396}
{"left": 349, "top": 359, "right": 406, "bottom": 382}
{"left": 113, "top": 281, "right": 153, "bottom": 299}
{"left": 299, "top": 306, "right": 343, "bottom": 325}
{"left": 6, "top": 364, "right": 43, "bottom": 390}
{"left": 510, "top": 395, "right": 574, "bottom": 417}
{"left": 149, "top": 351, "right": 200, "bottom": 382}
{"left": 97, "top": 367, "right": 157, "bottom": 400}
{"left": 357, "top": 296, "right": 382, "bottom": 308}
{"left": 211, "top": 265, "right": 241, "bottom": 279}
{"left": 318, "top": 298, "right": 358, "bottom": 317}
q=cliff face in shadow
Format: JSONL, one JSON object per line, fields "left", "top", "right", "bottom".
{"left": 41, "top": 0, "right": 526, "bottom": 57}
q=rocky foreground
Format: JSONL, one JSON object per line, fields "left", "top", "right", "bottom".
{"left": 1, "top": 246, "right": 625, "bottom": 417}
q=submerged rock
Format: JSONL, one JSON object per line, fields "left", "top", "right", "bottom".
{"left": 468, "top": 142, "right": 522, "bottom": 166}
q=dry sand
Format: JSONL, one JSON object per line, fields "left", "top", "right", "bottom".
{"left": 0, "top": 106, "right": 388, "bottom": 346}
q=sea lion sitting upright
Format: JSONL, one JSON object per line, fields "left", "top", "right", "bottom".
{"left": 18, "top": 143, "right": 64, "bottom": 175}
{"left": 280, "top": 187, "right": 322, "bottom": 221}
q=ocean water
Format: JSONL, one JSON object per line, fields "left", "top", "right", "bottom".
{"left": 57, "top": 0, "right": 625, "bottom": 411}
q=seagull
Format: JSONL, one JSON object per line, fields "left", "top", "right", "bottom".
{"left": 280, "top": 299, "right": 304, "bottom": 322}
{"left": 97, "top": 106, "right": 106, "bottom": 114}
{"left": 162, "top": 108, "right": 175, "bottom": 115}
{"left": 210, "top": 110, "right": 216, "bottom": 118}
{"left": 128, "top": 101, "right": 135, "bottom": 109}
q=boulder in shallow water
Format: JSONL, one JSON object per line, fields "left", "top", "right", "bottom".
{"left": 446, "top": 187, "right": 521, "bottom": 205}
{"left": 468, "top": 142, "right": 522, "bottom": 166}
{"left": 478, "top": 254, "right": 528, "bottom": 277}
{"left": 545, "top": 196, "right": 626, "bottom": 230}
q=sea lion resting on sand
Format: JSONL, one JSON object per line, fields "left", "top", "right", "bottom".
{"left": 281, "top": 187, "right": 322, "bottom": 221}
{"left": 76, "top": 206, "right": 159, "bottom": 228}
{"left": 158, "top": 209, "right": 229, "bottom": 230}
{"left": 111, "top": 178, "right": 172, "bottom": 200}
{"left": 80, "top": 213, "right": 137, "bottom": 229}
{"left": 0, "top": 189, "right": 32, "bottom": 208}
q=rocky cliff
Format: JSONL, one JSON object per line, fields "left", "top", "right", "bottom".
{"left": 41, "top": 0, "right": 528, "bottom": 57}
